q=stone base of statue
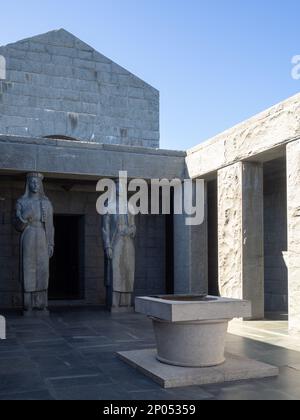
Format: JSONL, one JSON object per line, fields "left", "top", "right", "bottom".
{"left": 106, "top": 288, "right": 134, "bottom": 313}
{"left": 23, "top": 309, "right": 50, "bottom": 318}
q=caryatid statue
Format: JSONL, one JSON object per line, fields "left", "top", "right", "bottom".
{"left": 102, "top": 181, "right": 136, "bottom": 311}
{"left": 14, "top": 173, "right": 54, "bottom": 315}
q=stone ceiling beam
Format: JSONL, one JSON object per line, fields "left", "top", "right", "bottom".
{"left": 0, "top": 135, "right": 186, "bottom": 181}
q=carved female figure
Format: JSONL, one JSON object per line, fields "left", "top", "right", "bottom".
{"left": 14, "top": 173, "right": 54, "bottom": 313}
{"left": 102, "top": 181, "right": 136, "bottom": 311}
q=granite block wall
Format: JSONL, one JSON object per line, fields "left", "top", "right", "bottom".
{"left": 0, "top": 29, "right": 159, "bottom": 148}
{"left": 0, "top": 177, "right": 167, "bottom": 308}
{"left": 135, "top": 214, "right": 167, "bottom": 297}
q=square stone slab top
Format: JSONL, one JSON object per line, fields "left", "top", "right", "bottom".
{"left": 135, "top": 295, "right": 252, "bottom": 323}
{"left": 117, "top": 349, "right": 279, "bottom": 389}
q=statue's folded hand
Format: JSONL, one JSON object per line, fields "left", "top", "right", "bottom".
{"left": 130, "top": 226, "right": 136, "bottom": 238}
{"left": 48, "top": 245, "right": 54, "bottom": 258}
{"left": 105, "top": 247, "right": 113, "bottom": 259}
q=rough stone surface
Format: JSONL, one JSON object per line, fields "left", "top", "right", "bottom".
{"left": 287, "top": 140, "right": 300, "bottom": 333}
{"left": 218, "top": 164, "right": 243, "bottom": 300}
{"left": 186, "top": 93, "right": 300, "bottom": 179}
{"left": 0, "top": 29, "right": 159, "bottom": 148}
{"left": 117, "top": 349, "right": 279, "bottom": 389}
{"left": 218, "top": 162, "right": 264, "bottom": 319}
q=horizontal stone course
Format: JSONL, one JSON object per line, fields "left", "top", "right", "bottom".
{"left": 0, "top": 29, "right": 159, "bottom": 148}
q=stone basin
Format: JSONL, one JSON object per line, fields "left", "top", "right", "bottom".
{"left": 135, "top": 295, "right": 252, "bottom": 368}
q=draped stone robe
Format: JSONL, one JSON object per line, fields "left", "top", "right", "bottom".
{"left": 15, "top": 197, "right": 54, "bottom": 294}
{"left": 102, "top": 212, "right": 136, "bottom": 294}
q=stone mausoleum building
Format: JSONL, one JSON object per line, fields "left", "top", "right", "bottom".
{"left": 0, "top": 29, "right": 300, "bottom": 333}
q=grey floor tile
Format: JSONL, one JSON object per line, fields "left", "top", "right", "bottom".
{"left": 0, "top": 390, "right": 54, "bottom": 400}
{"left": 0, "top": 308, "right": 299, "bottom": 400}
{"left": 0, "top": 371, "right": 46, "bottom": 395}
{"left": 46, "top": 372, "right": 112, "bottom": 389}
{"left": 165, "top": 386, "right": 214, "bottom": 401}
{"left": 49, "top": 384, "right": 111, "bottom": 401}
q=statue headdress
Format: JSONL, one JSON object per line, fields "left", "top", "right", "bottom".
{"left": 26, "top": 173, "right": 44, "bottom": 180}
{"left": 21, "top": 172, "right": 47, "bottom": 200}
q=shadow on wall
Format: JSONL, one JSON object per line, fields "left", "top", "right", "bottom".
{"left": 43, "top": 135, "right": 79, "bottom": 141}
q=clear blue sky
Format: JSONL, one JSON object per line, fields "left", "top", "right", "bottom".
{"left": 1, "top": 0, "right": 300, "bottom": 150}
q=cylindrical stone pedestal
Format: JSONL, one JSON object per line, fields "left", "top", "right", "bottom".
{"left": 152, "top": 317, "right": 229, "bottom": 368}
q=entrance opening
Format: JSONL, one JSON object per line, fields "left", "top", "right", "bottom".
{"left": 263, "top": 157, "right": 288, "bottom": 320}
{"left": 49, "top": 215, "right": 84, "bottom": 300}
{"left": 207, "top": 179, "right": 219, "bottom": 296}
{"left": 165, "top": 191, "right": 174, "bottom": 294}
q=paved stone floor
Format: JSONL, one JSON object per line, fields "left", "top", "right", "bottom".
{"left": 0, "top": 308, "right": 300, "bottom": 400}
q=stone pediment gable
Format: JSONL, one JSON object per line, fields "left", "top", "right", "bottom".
{"left": 0, "top": 29, "right": 159, "bottom": 148}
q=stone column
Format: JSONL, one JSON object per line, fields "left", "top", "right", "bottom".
{"left": 0, "top": 315, "right": 5, "bottom": 340}
{"left": 218, "top": 162, "right": 264, "bottom": 319}
{"left": 287, "top": 140, "right": 300, "bottom": 333}
{"left": 173, "top": 182, "right": 208, "bottom": 295}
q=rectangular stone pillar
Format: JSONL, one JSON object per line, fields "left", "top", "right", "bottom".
{"left": 0, "top": 315, "right": 5, "bottom": 339}
{"left": 173, "top": 183, "right": 208, "bottom": 295}
{"left": 287, "top": 140, "right": 300, "bottom": 333}
{"left": 218, "top": 162, "right": 264, "bottom": 319}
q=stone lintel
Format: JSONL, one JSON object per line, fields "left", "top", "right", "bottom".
{"left": 0, "top": 135, "right": 186, "bottom": 181}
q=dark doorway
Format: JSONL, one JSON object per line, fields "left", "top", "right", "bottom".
{"left": 49, "top": 215, "right": 84, "bottom": 300}
{"left": 207, "top": 179, "right": 219, "bottom": 296}
{"left": 263, "top": 157, "right": 288, "bottom": 317}
{"left": 165, "top": 217, "right": 174, "bottom": 294}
